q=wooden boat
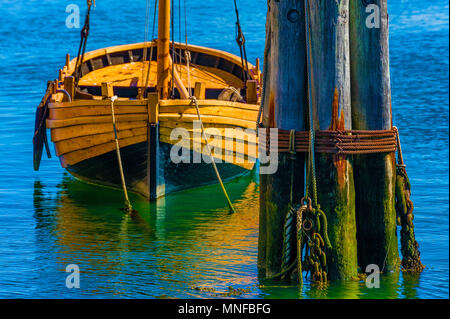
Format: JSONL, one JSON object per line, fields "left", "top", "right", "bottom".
{"left": 33, "top": 0, "right": 261, "bottom": 200}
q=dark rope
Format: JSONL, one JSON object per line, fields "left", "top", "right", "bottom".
{"left": 394, "top": 127, "right": 424, "bottom": 272}
{"left": 74, "top": 1, "right": 94, "bottom": 89}
{"left": 233, "top": 0, "right": 250, "bottom": 86}
{"left": 171, "top": 0, "right": 176, "bottom": 98}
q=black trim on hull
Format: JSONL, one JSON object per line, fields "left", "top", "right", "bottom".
{"left": 66, "top": 141, "right": 252, "bottom": 200}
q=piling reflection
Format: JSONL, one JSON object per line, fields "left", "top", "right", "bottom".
{"left": 401, "top": 272, "right": 421, "bottom": 299}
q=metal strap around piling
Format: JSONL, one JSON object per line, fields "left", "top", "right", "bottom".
{"left": 258, "top": 128, "right": 398, "bottom": 155}
{"left": 110, "top": 96, "right": 133, "bottom": 212}
{"left": 190, "top": 96, "right": 236, "bottom": 213}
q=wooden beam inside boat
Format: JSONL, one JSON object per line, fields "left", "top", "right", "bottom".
{"left": 194, "top": 82, "right": 206, "bottom": 99}
{"left": 63, "top": 76, "right": 75, "bottom": 102}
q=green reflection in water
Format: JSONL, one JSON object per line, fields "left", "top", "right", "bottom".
{"left": 32, "top": 172, "right": 421, "bottom": 299}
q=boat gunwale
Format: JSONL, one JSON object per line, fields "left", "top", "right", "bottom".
{"left": 63, "top": 41, "right": 258, "bottom": 84}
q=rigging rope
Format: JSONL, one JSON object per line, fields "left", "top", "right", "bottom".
{"left": 171, "top": 0, "right": 176, "bottom": 98}
{"left": 142, "top": 0, "right": 158, "bottom": 96}
{"left": 233, "top": 0, "right": 250, "bottom": 86}
{"left": 178, "top": 0, "right": 183, "bottom": 83}
{"left": 184, "top": 0, "right": 192, "bottom": 95}
{"left": 74, "top": 0, "right": 94, "bottom": 89}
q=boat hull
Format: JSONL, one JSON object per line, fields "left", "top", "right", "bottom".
{"left": 66, "top": 140, "right": 252, "bottom": 199}
{"left": 36, "top": 41, "right": 261, "bottom": 200}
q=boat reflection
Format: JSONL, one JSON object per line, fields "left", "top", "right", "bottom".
{"left": 33, "top": 172, "right": 260, "bottom": 297}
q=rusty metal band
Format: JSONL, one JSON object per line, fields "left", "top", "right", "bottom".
{"left": 259, "top": 128, "right": 398, "bottom": 155}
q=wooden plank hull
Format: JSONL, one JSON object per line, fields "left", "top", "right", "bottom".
{"left": 35, "top": 41, "right": 261, "bottom": 200}
{"left": 66, "top": 140, "right": 252, "bottom": 199}
{"left": 49, "top": 98, "right": 259, "bottom": 200}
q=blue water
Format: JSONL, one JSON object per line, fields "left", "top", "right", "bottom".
{"left": 0, "top": 0, "right": 448, "bottom": 299}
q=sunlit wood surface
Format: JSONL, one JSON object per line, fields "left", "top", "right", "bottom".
{"left": 78, "top": 61, "right": 244, "bottom": 89}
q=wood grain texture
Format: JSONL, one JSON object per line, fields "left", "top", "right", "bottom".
{"left": 259, "top": 0, "right": 307, "bottom": 280}
{"left": 60, "top": 134, "right": 148, "bottom": 167}
{"left": 350, "top": 0, "right": 400, "bottom": 272}
{"left": 50, "top": 121, "right": 147, "bottom": 142}
{"left": 308, "top": 0, "right": 358, "bottom": 280}
{"left": 63, "top": 41, "right": 258, "bottom": 87}
{"left": 67, "top": 141, "right": 252, "bottom": 199}
{"left": 54, "top": 127, "right": 147, "bottom": 156}
{"left": 45, "top": 38, "right": 261, "bottom": 200}
{"left": 47, "top": 114, "right": 148, "bottom": 128}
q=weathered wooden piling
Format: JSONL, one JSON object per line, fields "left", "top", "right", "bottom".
{"left": 258, "top": 0, "right": 306, "bottom": 279}
{"left": 307, "top": 0, "right": 358, "bottom": 280}
{"left": 259, "top": 0, "right": 408, "bottom": 283}
{"left": 349, "top": 0, "right": 400, "bottom": 272}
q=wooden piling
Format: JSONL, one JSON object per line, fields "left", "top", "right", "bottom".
{"left": 307, "top": 0, "right": 358, "bottom": 280}
{"left": 349, "top": 0, "right": 400, "bottom": 272}
{"left": 258, "top": 0, "right": 307, "bottom": 280}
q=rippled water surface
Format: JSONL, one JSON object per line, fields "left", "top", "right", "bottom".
{"left": 0, "top": 0, "right": 448, "bottom": 298}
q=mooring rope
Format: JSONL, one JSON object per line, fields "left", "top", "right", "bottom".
{"left": 109, "top": 96, "right": 133, "bottom": 213}
{"left": 190, "top": 96, "right": 236, "bottom": 213}
{"left": 299, "top": 0, "right": 329, "bottom": 283}
{"left": 278, "top": 130, "right": 299, "bottom": 280}
{"left": 393, "top": 126, "right": 424, "bottom": 272}
{"left": 274, "top": 0, "right": 332, "bottom": 284}
{"left": 304, "top": 0, "right": 319, "bottom": 208}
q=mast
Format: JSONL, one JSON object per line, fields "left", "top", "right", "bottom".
{"left": 157, "top": 0, "right": 171, "bottom": 99}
